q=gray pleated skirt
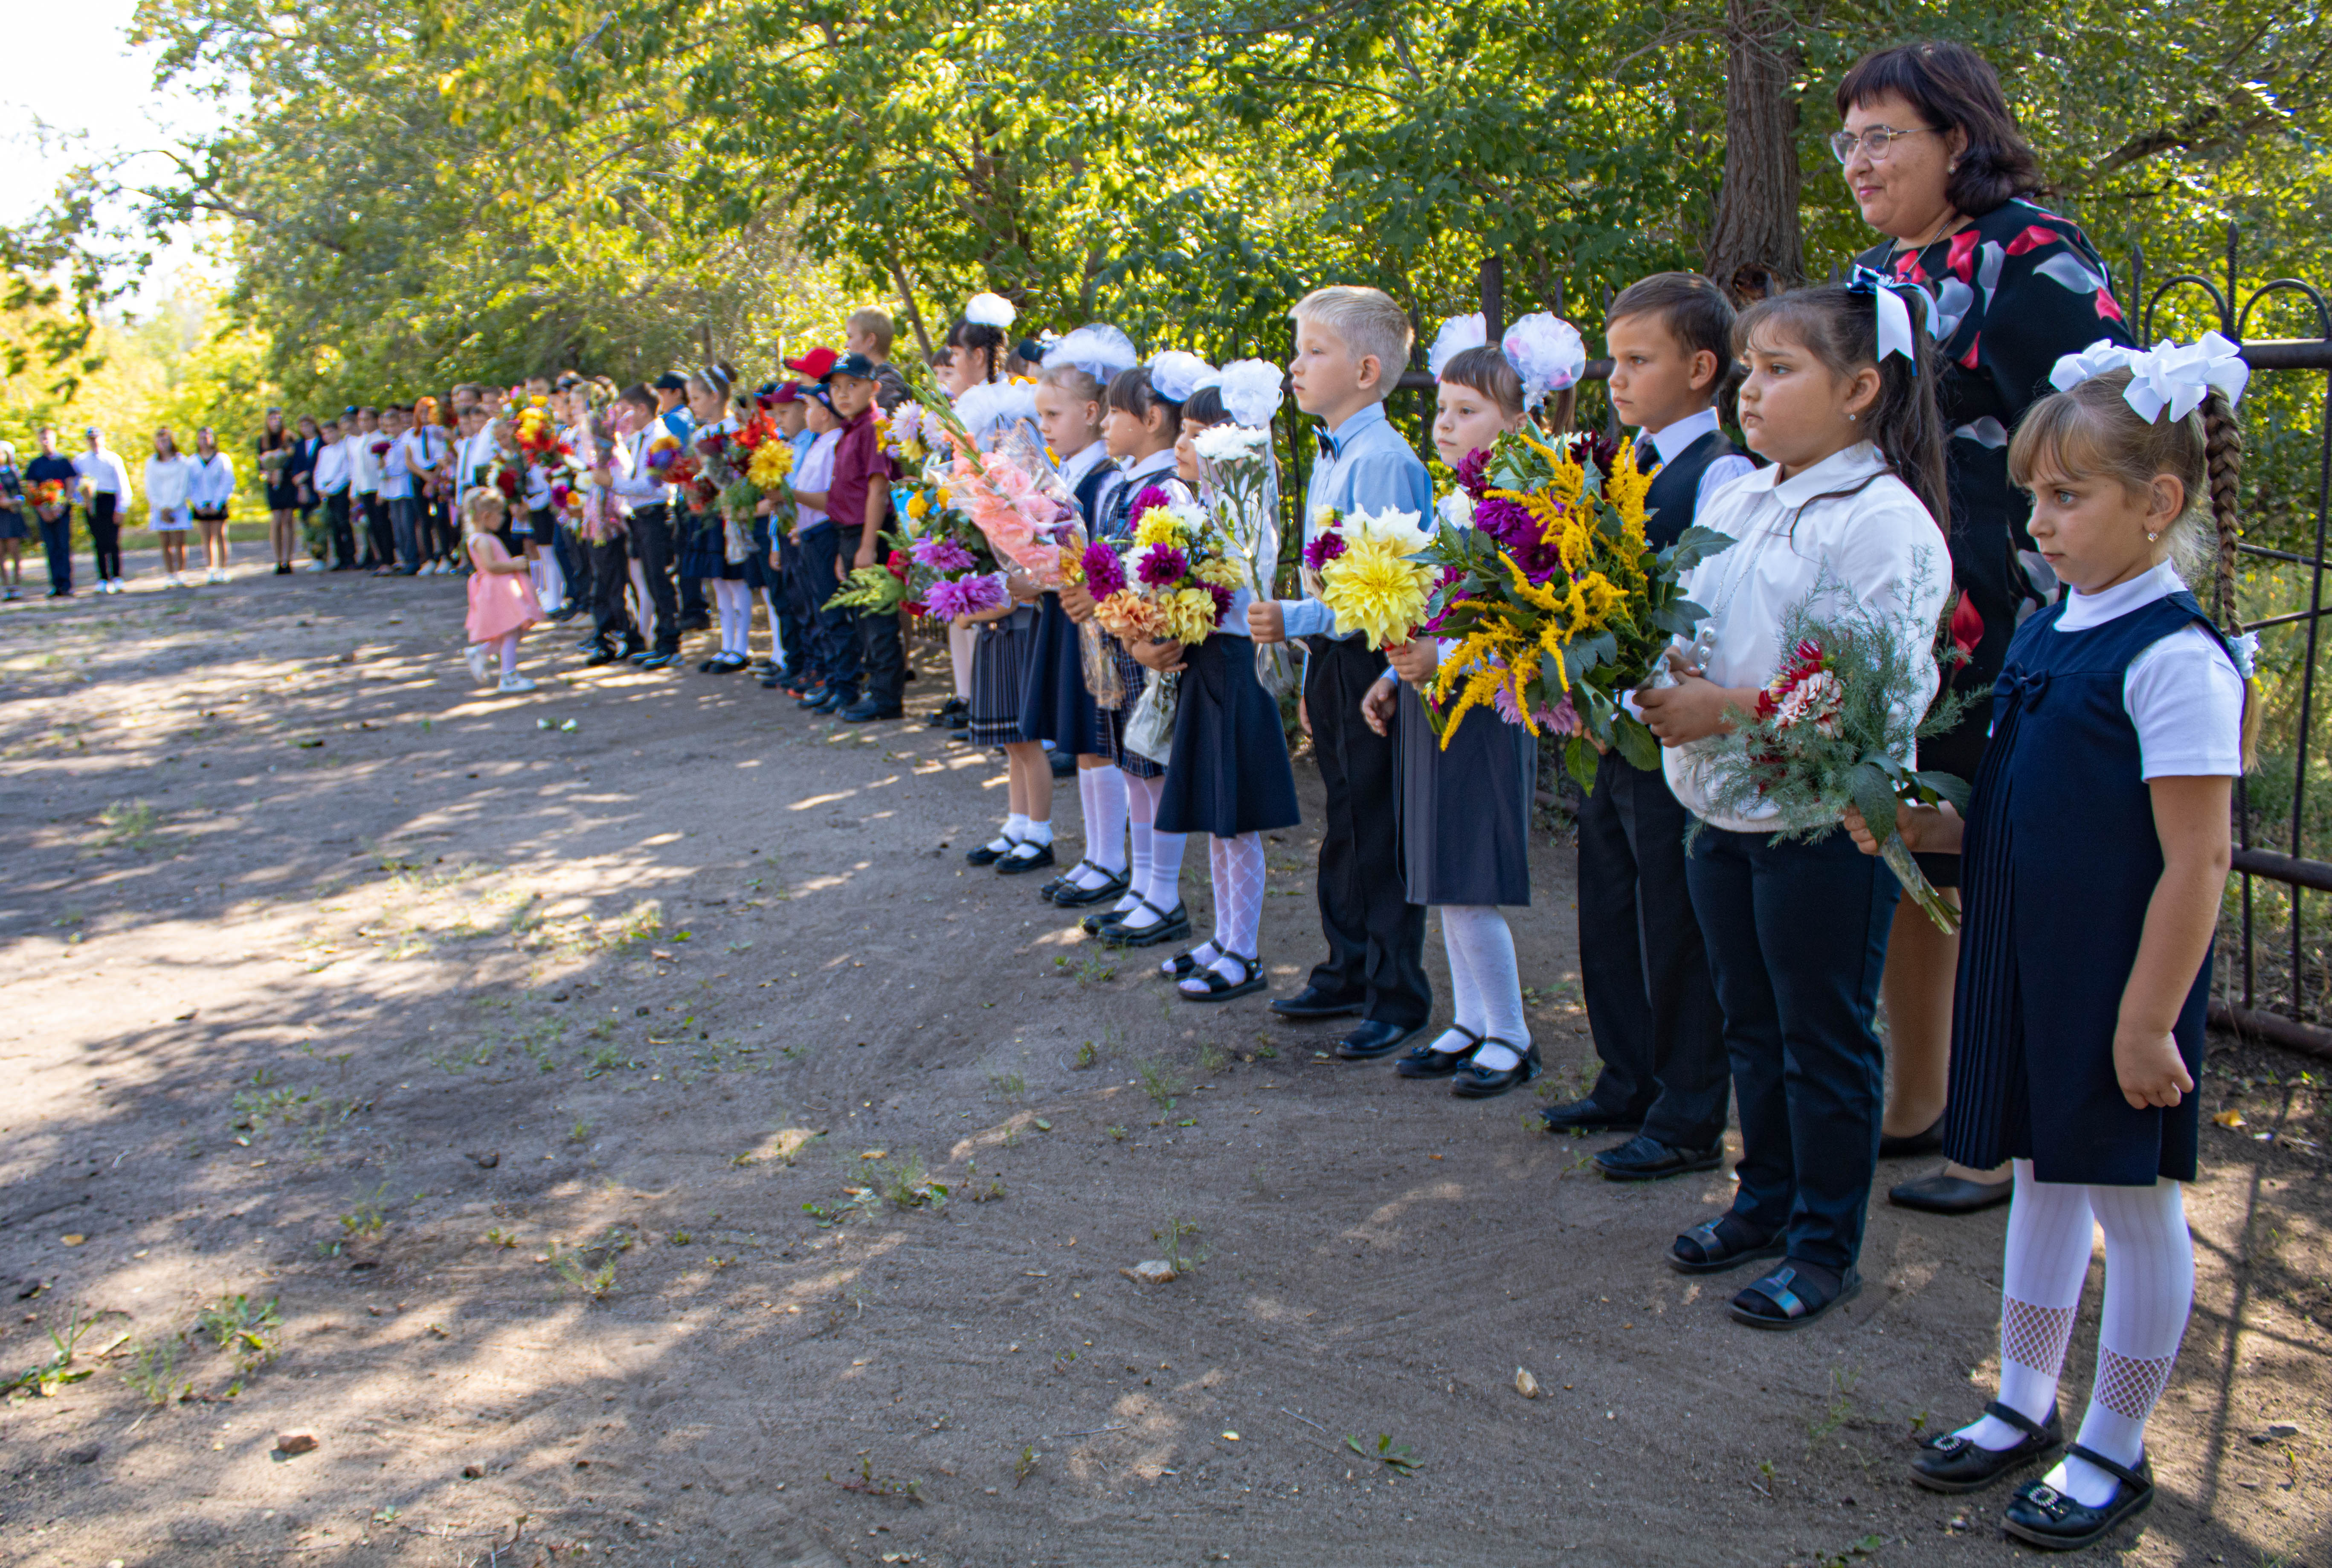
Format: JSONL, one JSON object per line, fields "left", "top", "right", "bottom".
{"left": 1397, "top": 681, "right": 1535, "bottom": 907}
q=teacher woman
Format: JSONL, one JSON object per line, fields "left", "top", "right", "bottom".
{"left": 1835, "top": 40, "right": 2136, "bottom": 1214}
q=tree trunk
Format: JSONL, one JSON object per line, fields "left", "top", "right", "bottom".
{"left": 1703, "top": 0, "right": 1805, "bottom": 304}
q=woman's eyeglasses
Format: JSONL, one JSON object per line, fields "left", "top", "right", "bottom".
{"left": 1830, "top": 125, "right": 1938, "bottom": 165}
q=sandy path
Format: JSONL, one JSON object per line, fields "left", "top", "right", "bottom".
{"left": 0, "top": 565, "right": 2324, "bottom": 1568}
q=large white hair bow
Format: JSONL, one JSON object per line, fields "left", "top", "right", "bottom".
{"left": 1217, "top": 359, "right": 1285, "bottom": 429}
{"left": 2049, "top": 331, "right": 2249, "bottom": 422}
{"left": 1047, "top": 324, "right": 1138, "bottom": 384}
{"left": 1501, "top": 313, "right": 1586, "bottom": 401}
{"left": 1148, "top": 350, "right": 1217, "bottom": 404}
{"left": 1846, "top": 264, "right": 1939, "bottom": 371}
{"left": 1425, "top": 314, "right": 1488, "bottom": 381}
{"left": 964, "top": 292, "right": 1018, "bottom": 328}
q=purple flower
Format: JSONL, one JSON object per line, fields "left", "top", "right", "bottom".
{"left": 1472, "top": 495, "right": 1537, "bottom": 551}
{"left": 1129, "top": 485, "right": 1173, "bottom": 518}
{"left": 924, "top": 574, "right": 1008, "bottom": 621}
{"left": 1302, "top": 530, "right": 1346, "bottom": 572}
{"left": 1136, "top": 545, "right": 1188, "bottom": 587}
{"left": 1454, "top": 448, "right": 1491, "bottom": 498}
{"left": 1081, "top": 541, "right": 1126, "bottom": 598}
{"left": 912, "top": 535, "right": 976, "bottom": 574}
{"left": 1204, "top": 583, "right": 1233, "bottom": 625}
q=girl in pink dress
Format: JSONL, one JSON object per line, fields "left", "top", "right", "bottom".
{"left": 463, "top": 486, "right": 544, "bottom": 692}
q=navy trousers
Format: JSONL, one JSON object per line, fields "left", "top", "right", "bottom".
{"left": 798, "top": 526, "right": 860, "bottom": 697}
{"left": 38, "top": 513, "right": 72, "bottom": 594}
{"left": 1685, "top": 826, "right": 1899, "bottom": 1275}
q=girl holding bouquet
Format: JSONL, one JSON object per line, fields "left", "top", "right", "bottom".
{"left": 1369, "top": 321, "right": 1573, "bottom": 1093}
{"left": 1636, "top": 281, "right": 1951, "bottom": 1330}
{"left": 1868, "top": 345, "right": 2248, "bottom": 1549}
{"left": 1143, "top": 385, "right": 1300, "bottom": 999}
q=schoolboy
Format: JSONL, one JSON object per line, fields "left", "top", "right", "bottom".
{"left": 1248, "top": 286, "right": 1436, "bottom": 1059}
{"left": 844, "top": 309, "right": 913, "bottom": 414}
{"left": 825, "top": 352, "right": 902, "bottom": 722}
{"left": 1543, "top": 271, "right": 1757, "bottom": 1180}
{"left": 378, "top": 404, "right": 419, "bottom": 574}
{"left": 760, "top": 383, "right": 817, "bottom": 690}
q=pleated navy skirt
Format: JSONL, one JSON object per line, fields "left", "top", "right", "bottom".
{"left": 1019, "top": 592, "right": 1112, "bottom": 757}
{"left": 1156, "top": 633, "right": 1301, "bottom": 838}
{"left": 1397, "top": 681, "right": 1535, "bottom": 907}
{"left": 969, "top": 609, "right": 1038, "bottom": 747}
{"left": 678, "top": 509, "right": 743, "bottom": 581}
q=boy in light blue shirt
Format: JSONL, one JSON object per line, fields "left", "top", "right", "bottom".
{"left": 1249, "top": 286, "right": 1436, "bottom": 1058}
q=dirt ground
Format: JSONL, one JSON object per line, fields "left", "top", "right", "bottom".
{"left": 1, "top": 553, "right": 2326, "bottom": 1568}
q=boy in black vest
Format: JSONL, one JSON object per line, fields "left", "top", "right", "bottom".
{"left": 1545, "top": 272, "right": 1754, "bottom": 1180}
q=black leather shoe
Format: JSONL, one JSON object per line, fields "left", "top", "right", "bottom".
{"left": 1729, "top": 1261, "right": 1861, "bottom": 1330}
{"left": 995, "top": 841, "right": 1056, "bottom": 875}
{"left": 1270, "top": 986, "right": 1364, "bottom": 1021}
{"left": 1595, "top": 1133, "right": 1722, "bottom": 1181}
{"left": 1888, "top": 1171, "right": 2013, "bottom": 1215}
{"left": 965, "top": 838, "right": 1018, "bottom": 867}
{"left": 1879, "top": 1115, "right": 1945, "bottom": 1158}
{"left": 1538, "top": 1098, "right": 1643, "bottom": 1136}
{"left": 812, "top": 688, "right": 850, "bottom": 713}
{"left": 1395, "top": 1026, "right": 1480, "bottom": 1078}
{"left": 581, "top": 647, "right": 621, "bottom": 667}
{"left": 1332, "top": 1019, "right": 1423, "bottom": 1061}
{"left": 838, "top": 699, "right": 903, "bottom": 722}
{"left": 638, "top": 652, "right": 676, "bottom": 671}
{"left": 1450, "top": 1039, "right": 1541, "bottom": 1098}
{"left": 1047, "top": 867, "right": 1128, "bottom": 908}
{"left": 2002, "top": 1444, "right": 2153, "bottom": 1551}
{"left": 1095, "top": 899, "right": 1190, "bottom": 948}
{"left": 927, "top": 696, "right": 968, "bottom": 728}
{"left": 1911, "top": 1401, "right": 2064, "bottom": 1494}
{"left": 795, "top": 685, "right": 834, "bottom": 709}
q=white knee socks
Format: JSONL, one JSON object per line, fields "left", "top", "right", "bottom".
{"left": 1957, "top": 1163, "right": 2192, "bottom": 1507}
{"left": 1075, "top": 765, "right": 1128, "bottom": 884}
{"left": 1437, "top": 906, "right": 1529, "bottom": 1069}
{"left": 714, "top": 579, "right": 751, "bottom": 657}
{"left": 1176, "top": 833, "right": 1264, "bottom": 988}
{"left": 1114, "top": 771, "right": 1183, "bottom": 931}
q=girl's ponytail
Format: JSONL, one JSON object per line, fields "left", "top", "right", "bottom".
{"left": 2200, "top": 388, "right": 2260, "bottom": 768}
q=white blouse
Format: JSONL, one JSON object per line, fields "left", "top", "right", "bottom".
{"left": 143, "top": 454, "right": 191, "bottom": 512}
{"left": 185, "top": 452, "right": 238, "bottom": 510}
{"left": 1662, "top": 441, "right": 1950, "bottom": 833}
{"left": 2053, "top": 557, "right": 2244, "bottom": 778}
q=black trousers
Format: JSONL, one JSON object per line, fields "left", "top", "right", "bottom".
{"left": 1302, "top": 636, "right": 1430, "bottom": 1027}
{"left": 627, "top": 506, "right": 682, "bottom": 652}
{"left": 798, "top": 527, "right": 860, "bottom": 696}
{"left": 326, "top": 493, "right": 357, "bottom": 569}
{"left": 38, "top": 512, "right": 73, "bottom": 593}
{"left": 590, "top": 535, "right": 641, "bottom": 651}
{"left": 87, "top": 494, "right": 122, "bottom": 581}
{"left": 1577, "top": 751, "right": 1731, "bottom": 1148}
{"left": 859, "top": 603, "right": 905, "bottom": 710}
{"left": 360, "top": 495, "right": 392, "bottom": 567}
{"left": 774, "top": 532, "right": 816, "bottom": 675}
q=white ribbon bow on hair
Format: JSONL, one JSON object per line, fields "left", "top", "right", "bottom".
{"left": 1847, "top": 266, "right": 1937, "bottom": 370}
{"left": 2048, "top": 330, "right": 2248, "bottom": 421}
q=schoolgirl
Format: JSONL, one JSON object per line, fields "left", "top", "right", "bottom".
{"left": 187, "top": 426, "right": 238, "bottom": 583}
{"left": 1636, "top": 280, "right": 1951, "bottom": 1330}
{"left": 1885, "top": 339, "right": 2249, "bottom": 1550}
{"left": 505, "top": 419, "right": 566, "bottom": 616}
{"left": 1021, "top": 325, "right": 1142, "bottom": 907}
{"left": 0, "top": 441, "right": 26, "bottom": 600}
{"left": 759, "top": 385, "right": 815, "bottom": 689}
{"left": 1376, "top": 316, "right": 1583, "bottom": 1092}
{"left": 1080, "top": 357, "right": 1206, "bottom": 947}
{"left": 932, "top": 296, "right": 1019, "bottom": 731}
{"left": 1146, "top": 379, "right": 1302, "bottom": 998}
{"left": 461, "top": 485, "right": 544, "bottom": 693}
{"left": 676, "top": 385, "right": 755, "bottom": 675}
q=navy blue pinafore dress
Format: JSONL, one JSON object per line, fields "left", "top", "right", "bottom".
{"left": 1944, "top": 590, "right": 2232, "bottom": 1186}
{"left": 1017, "top": 463, "right": 1116, "bottom": 757}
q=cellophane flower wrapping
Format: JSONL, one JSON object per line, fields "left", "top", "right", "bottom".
{"left": 942, "top": 425, "right": 1087, "bottom": 588}
{"left": 1191, "top": 422, "right": 1296, "bottom": 694}
{"left": 1420, "top": 426, "right": 1733, "bottom": 789}
{"left": 1685, "top": 574, "right": 1972, "bottom": 932}
{"left": 1313, "top": 506, "right": 1435, "bottom": 649}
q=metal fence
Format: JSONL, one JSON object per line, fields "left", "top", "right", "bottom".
{"left": 1264, "top": 244, "right": 2332, "bottom": 1061}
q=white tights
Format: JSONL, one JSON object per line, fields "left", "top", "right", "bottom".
{"left": 1955, "top": 1161, "right": 2192, "bottom": 1507}
{"left": 712, "top": 578, "right": 752, "bottom": 658}
{"left": 1070, "top": 765, "right": 1128, "bottom": 885}
{"left": 1172, "top": 833, "right": 1264, "bottom": 989}
{"left": 1111, "top": 771, "right": 1185, "bottom": 931}
{"left": 1434, "top": 906, "right": 1530, "bottom": 1069}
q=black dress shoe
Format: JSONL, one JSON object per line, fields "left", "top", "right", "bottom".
{"left": 965, "top": 838, "right": 1018, "bottom": 867}
{"left": 1450, "top": 1039, "right": 1541, "bottom": 1098}
{"left": 995, "top": 841, "right": 1056, "bottom": 875}
{"left": 1395, "top": 1026, "right": 1480, "bottom": 1078}
{"left": 582, "top": 647, "right": 621, "bottom": 667}
{"left": 838, "top": 698, "right": 903, "bottom": 722}
{"left": 812, "top": 688, "right": 850, "bottom": 713}
{"left": 1911, "top": 1401, "right": 2064, "bottom": 1494}
{"left": 1888, "top": 1171, "right": 2013, "bottom": 1214}
{"left": 1879, "top": 1115, "right": 1946, "bottom": 1158}
{"left": 1270, "top": 985, "right": 1364, "bottom": 1021}
{"left": 2002, "top": 1444, "right": 2154, "bottom": 1551}
{"left": 1538, "top": 1097, "right": 1644, "bottom": 1135}
{"left": 1047, "top": 868, "right": 1128, "bottom": 908}
{"left": 796, "top": 685, "right": 834, "bottom": 709}
{"left": 927, "top": 696, "right": 968, "bottom": 727}
{"left": 1094, "top": 899, "right": 1191, "bottom": 948}
{"left": 1594, "top": 1133, "right": 1723, "bottom": 1181}
{"left": 1332, "top": 1019, "right": 1423, "bottom": 1061}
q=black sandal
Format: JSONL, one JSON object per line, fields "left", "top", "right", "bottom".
{"left": 1178, "top": 952, "right": 1265, "bottom": 1003}
{"left": 1396, "top": 1025, "right": 1482, "bottom": 1078}
{"left": 1096, "top": 898, "right": 1191, "bottom": 949}
{"left": 2003, "top": 1444, "right": 2154, "bottom": 1551}
{"left": 1728, "top": 1261, "right": 1861, "bottom": 1330}
{"left": 1160, "top": 944, "right": 1219, "bottom": 980}
{"left": 1912, "top": 1401, "right": 2064, "bottom": 1494}
{"left": 1667, "top": 1214, "right": 1787, "bottom": 1275}
{"left": 1449, "top": 1039, "right": 1540, "bottom": 1098}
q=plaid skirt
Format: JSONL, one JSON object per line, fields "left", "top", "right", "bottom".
{"left": 969, "top": 609, "right": 1038, "bottom": 747}
{"left": 1099, "top": 636, "right": 1165, "bottom": 781}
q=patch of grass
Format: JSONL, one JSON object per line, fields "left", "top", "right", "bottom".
{"left": 872, "top": 1154, "right": 948, "bottom": 1212}
{"left": 194, "top": 1295, "right": 282, "bottom": 1373}
{"left": 1014, "top": 1445, "right": 1041, "bottom": 1486}
{"left": 1071, "top": 1041, "right": 1098, "bottom": 1069}
{"left": 608, "top": 899, "right": 664, "bottom": 950}
{"left": 1151, "top": 1211, "right": 1202, "bottom": 1274}
{"left": 834, "top": 1455, "right": 924, "bottom": 1502}
{"left": 1807, "top": 1365, "right": 1862, "bottom": 1445}
{"left": 1138, "top": 1058, "right": 1184, "bottom": 1111}
{"left": 96, "top": 799, "right": 165, "bottom": 853}
{"left": 568, "top": 1118, "right": 595, "bottom": 1143}
{"left": 122, "top": 1336, "right": 187, "bottom": 1406}
{"left": 1198, "top": 1043, "right": 1228, "bottom": 1073}
{"left": 1344, "top": 1432, "right": 1421, "bottom": 1475}
{"left": 339, "top": 1183, "right": 390, "bottom": 1238}
{"left": 1106, "top": 1125, "right": 1127, "bottom": 1141}
{"left": 483, "top": 1228, "right": 519, "bottom": 1249}
{"left": 3, "top": 1307, "right": 101, "bottom": 1397}
{"left": 548, "top": 1244, "right": 619, "bottom": 1301}
{"left": 988, "top": 1069, "right": 1027, "bottom": 1101}
{"left": 1051, "top": 950, "right": 1117, "bottom": 986}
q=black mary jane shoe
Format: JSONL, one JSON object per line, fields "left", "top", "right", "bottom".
{"left": 1095, "top": 898, "right": 1192, "bottom": 949}
{"left": 1450, "top": 1039, "right": 1541, "bottom": 1098}
{"left": 1159, "top": 945, "right": 1216, "bottom": 981}
{"left": 1667, "top": 1215, "right": 1787, "bottom": 1276}
{"left": 1878, "top": 1115, "right": 1945, "bottom": 1159}
{"left": 1729, "top": 1261, "right": 1862, "bottom": 1331}
{"left": 965, "top": 837, "right": 1021, "bottom": 868}
{"left": 1395, "top": 1025, "right": 1482, "bottom": 1079}
{"left": 1177, "top": 952, "right": 1266, "bottom": 1003}
{"left": 1911, "top": 1401, "right": 2064, "bottom": 1494}
{"left": 1048, "top": 867, "right": 1129, "bottom": 909}
{"left": 2002, "top": 1444, "right": 2154, "bottom": 1552}
{"left": 995, "top": 840, "right": 1057, "bottom": 875}
{"left": 926, "top": 696, "right": 969, "bottom": 729}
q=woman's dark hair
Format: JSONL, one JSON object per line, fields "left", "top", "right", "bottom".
{"left": 1734, "top": 283, "right": 1950, "bottom": 534}
{"left": 1182, "top": 385, "right": 1227, "bottom": 427}
{"left": 947, "top": 318, "right": 1006, "bottom": 383}
{"left": 1836, "top": 41, "right": 2042, "bottom": 217}
{"left": 1105, "top": 365, "right": 1183, "bottom": 438}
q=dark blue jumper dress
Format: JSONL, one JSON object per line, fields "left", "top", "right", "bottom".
{"left": 1945, "top": 590, "right": 2230, "bottom": 1186}
{"left": 1017, "top": 462, "right": 1117, "bottom": 757}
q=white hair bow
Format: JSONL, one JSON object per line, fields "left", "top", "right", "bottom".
{"left": 2049, "top": 331, "right": 2248, "bottom": 423}
{"left": 1217, "top": 359, "right": 1285, "bottom": 429}
{"left": 1501, "top": 313, "right": 1586, "bottom": 401}
{"left": 1047, "top": 323, "right": 1138, "bottom": 384}
{"left": 964, "top": 292, "right": 1018, "bottom": 328}
{"left": 1425, "top": 314, "right": 1488, "bottom": 381}
{"left": 1148, "top": 351, "right": 1217, "bottom": 404}
{"left": 1846, "top": 265, "right": 1938, "bottom": 371}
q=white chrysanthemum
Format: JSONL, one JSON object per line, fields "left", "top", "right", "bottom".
{"left": 1193, "top": 424, "right": 1270, "bottom": 465}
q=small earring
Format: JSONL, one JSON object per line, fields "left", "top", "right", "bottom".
{"left": 1847, "top": 412, "right": 1858, "bottom": 423}
{"left": 2146, "top": 530, "right": 2160, "bottom": 542}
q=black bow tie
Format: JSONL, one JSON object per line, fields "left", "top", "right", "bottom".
{"left": 1313, "top": 427, "right": 1342, "bottom": 461}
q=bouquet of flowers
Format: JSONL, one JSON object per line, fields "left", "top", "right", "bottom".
{"left": 513, "top": 400, "right": 563, "bottom": 465}
{"left": 876, "top": 403, "right": 929, "bottom": 470}
{"left": 683, "top": 423, "right": 740, "bottom": 512}
{"left": 829, "top": 539, "right": 918, "bottom": 615}
{"left": 258, "top": 448, "right": 288, "bottom": 477}
{"left": 1685, "top": 580, "right": 1970, "bottom": 931}
{"left": 748, "top": 438, "right": 794, "bottom": 494}
{"left": 1083, "top": 491, "right": 1244, "bottom": 758}
{"left": 1422, "top": 428, "right": 1732, "bottom": 790}
{"left": 899, "top": 357, "right": 1085, "bottom": 586}
{"left": 1308, "top": 505, "right": 1436, "bottom": 649}
{"left": 1189, "top": 372, "right": 1295, "bottom": 693}
{"left": 26, "top": 479, "right": 66, "bottom": 512}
